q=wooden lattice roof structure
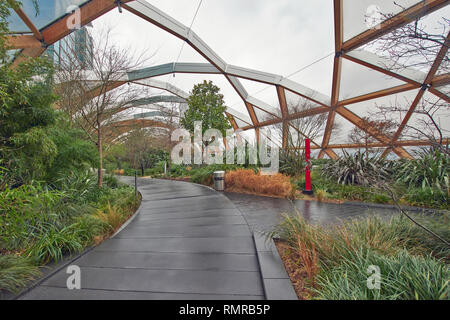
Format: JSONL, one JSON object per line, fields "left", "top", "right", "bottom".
{"left": 6, "top": 0, "right": 450, "bottom": 159}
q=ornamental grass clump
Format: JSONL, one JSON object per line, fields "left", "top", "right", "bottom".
{"left": 270, "top": 212, "right": 449, "bottom": 300}
{"left": 225, "top": 169, "right": 293, "bottom": 198}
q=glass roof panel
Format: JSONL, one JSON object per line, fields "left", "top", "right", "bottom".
{"left": 7, "top": 0, "right": 91, "bottom": 31}
{"left": 343, "top": 0, "right": 422, "bottom": 41}
{"left": 5, "top": 49, "right": 20, "bottom": 62}
{"left": 339, "top": 58, "right": 407, "bottom": 101}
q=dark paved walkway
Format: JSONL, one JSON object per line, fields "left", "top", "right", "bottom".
{"left": 225, "top": 192, "right": 398, "bottom": 233}
{"left": 20, "top": 179, "right": 265, "bottom": 300}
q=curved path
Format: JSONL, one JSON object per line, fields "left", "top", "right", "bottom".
{"left": 20, "top": 179, "right": 265, "bottom": 300}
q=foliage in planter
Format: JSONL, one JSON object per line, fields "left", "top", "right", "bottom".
{"left": 0, "top": 175, "right": 138, "bottom": 265}
{"left": 394, "top": 148, "right": 449, "bottom": 195}
{"left": 170, "top": 164, "right": 190, "bottom": 177}
{"left": 322, "top": 150, "right": 391, "bottom": 186}
{"left": 190, "top": 164, "right": 241, "bottom": 185}
{"left": 279, "top": 149, "right": 305, "bottom": 177}
{"left": 314, "top": 248, "right": 449, "bottom": 300}
{"left": 405, "top": 187, "right": 449, "bottom": 209}
{"left": 270, "top": 213, "right": 450, "bottom": 300}
{"left": 0, "top": 255, "right": 41, "bottom": 294}
{"left": 297, "top": 173, "right": 391, "bottom": 203}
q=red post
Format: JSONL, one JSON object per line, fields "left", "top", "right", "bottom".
{"left": 303, "top": 139, "right": 313, "bottom": 194}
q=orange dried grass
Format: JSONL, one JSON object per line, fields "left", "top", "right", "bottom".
{"left": 225, "top": 169, "right": 293, "bottom": 198}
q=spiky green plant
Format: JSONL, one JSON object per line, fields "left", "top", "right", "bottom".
{"left": 394, "top": 148, "right": 449, "bottom": 194}
{"left": 322, "top": 150, "right": 391, "bottom": 185}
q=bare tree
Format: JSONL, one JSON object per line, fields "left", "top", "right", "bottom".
{"left": 54, "top": 27, "right": 152, "bottom": 187}
{"left": 364, "top": 3, "right": 449, "bottom": 156}
{"left": 348, "top": 116, "right": 396, "bottom": 158}
{"left": 265, "top": 98, "right": 339, "bottom": 175}
{"left": 370, "top": 95, "right": 449, "bottom": 156}
{"left": 368, "top": 4, "right": 449, "bottom": 73}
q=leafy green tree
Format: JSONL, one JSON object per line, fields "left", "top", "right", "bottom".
{"left": 44, "top": 116, "right": 98, "bottom": 182}
{"left": 181, "top": 80, "right": 231, "bottom": 137}
{"left": 0, "top": 3, "right": 97, "bottom": 187}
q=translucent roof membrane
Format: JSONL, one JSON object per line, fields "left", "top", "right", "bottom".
{"left": 339, "top": 58, "right": 406, "bottom": 101}
{"left": 345, "top": 49, "right": 427, "bottom": 83}
{"left": 234, "top": 117, "right": 251, "bottom": 128}
{"left": 345, "top": 88, "right": 420, "bottom": 120}
{"left": 7, "top": 0, "right": 91, "bottom": 32}
{"left": 408, "top": 91, "right": 450, "bottom": 136}
{"left": 435, "top": 84, "right": 449, "bottom": 98}
{"left": 7, "top": 10, "right": 31, "bottom": 33}
{"left": 359, "top": 5, "right": 450, "bottom": 76}
{"left": 343, "top": 0, "right": 422, "bottom": 41}
{"left": 192, "top": 0, "right": 334, "bottom": 76}
{"left": 260, "top": 125, "right": 282, "bottom": 147}
{"left": 287, "top": 53, "right": 334, "bottom": 99}
{"left": 329, "top": 113, "right": 350, "bottom": 145}
{"left": 253, "top": 107, "right": 278, "bottom": 123}
{"left": 238, "top": 79, "right": 279, "bottom": 108}
{"left": 285, "top": 90, "right": 321, "bottom": 115}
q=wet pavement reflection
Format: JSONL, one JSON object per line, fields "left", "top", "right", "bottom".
{"left": 225, "top": 192, "right": 398, "bottom": 233}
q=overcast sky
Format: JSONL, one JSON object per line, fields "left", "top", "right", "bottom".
{"left": 88, "top": 0, "right": 449, "bottom": 145}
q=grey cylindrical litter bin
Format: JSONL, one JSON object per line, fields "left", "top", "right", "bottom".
{"left": 213, "top": 171, "right": 225, "bottom": 191}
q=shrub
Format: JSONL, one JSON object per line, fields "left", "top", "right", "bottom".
{"left": 314, "top": 249, "right": 449, "bottom": 300}
{"left": 0, "top": 183, "right": 67, "bottom": 252}
{"left": 394, "top": 148, "right": 449, "bottom": 194}
{"left": 170, "top": 164, "right": 189, "bottom": 177}
{"left": 322, "top": 150, "right": 390, "bottom": 185}
{"left": 190, "top": 164, "right": 241, "bottom": 186}
{"left": 370, "top": 193, "right": 391, "bottom": 204}
{"left": 0, "top": 255, "right": 41, "bottom": 293}
{"left": 225, "top": 169, "right": 293, "bottom": 198}
{"left": 94, "top": 203, "right": 125, "bottom": 234}
{"left": 25, "top": 225, "right": 84, "bottom": 264}
{"left": 103, "top": 174, "right": 120, "bottom": 189}
{"left": 405, "top": 187, "right": 449, "bottom": 209}
{"left": 315, "top": 189, "right": 327, "bottom": 202}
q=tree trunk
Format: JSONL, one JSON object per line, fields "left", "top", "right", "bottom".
{"left": 97, "top": 125, "right": 103, "bottom": 188}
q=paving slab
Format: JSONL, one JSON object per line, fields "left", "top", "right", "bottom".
{"left": 115, "top": 224, "right": 252, "bottom": 239}
{"left": 40, "top": 267, "right": 263, "bottom": 296}
{"left": 21, "top": 286, "right": 264, "bottom": 300}
{"left": 75, "top": 251, "right": 260, "bottom": 272}
{"left": 19, "top": 178, "right": 265, "bottom": 300}
{"left": 95, "top": 237, "right": 256, "bottom": 254}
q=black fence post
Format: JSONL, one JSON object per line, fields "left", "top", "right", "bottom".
{"left": 134, "top": 170, "right": 137, "bottom": 200}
